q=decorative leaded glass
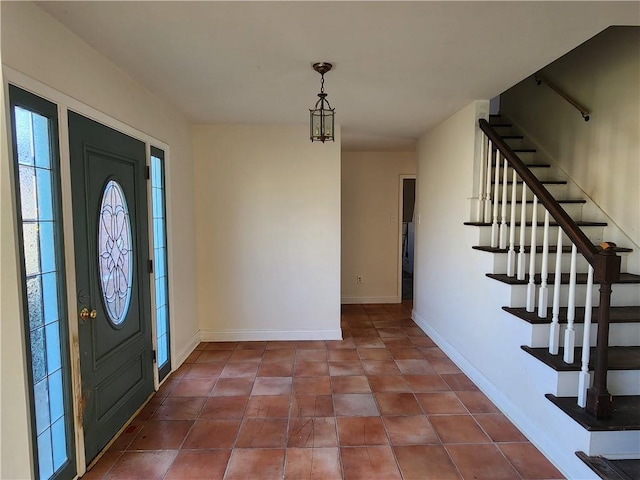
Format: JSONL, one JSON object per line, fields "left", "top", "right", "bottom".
{"left": 98, "top": 180, "right": 133, "bottom": 325}
{"left": 11, "top": 95, "right": 73, "bottom": 480}
{"left": 151, "top": 149, "right": 171, "bottom": 378}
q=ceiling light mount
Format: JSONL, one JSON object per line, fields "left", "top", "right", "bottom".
{"left": 312, "top": 62, "right": 333, "bottom": 76}
{"left": 310, "top": 62, "right": 335, "bottom": 143}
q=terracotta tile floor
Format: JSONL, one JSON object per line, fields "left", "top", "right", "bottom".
{"left": 82, "top": 303, "right": 564, "bottom": 479}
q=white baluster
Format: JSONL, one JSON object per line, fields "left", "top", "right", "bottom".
{"left": 491, "top": 150, "right": 500, "bottom": 248}
{"left": 578, "top": 265, "right": 595, "bottom": 407}
{"left": 549, "top": 228, "right": 563, "bottom": 355}
{"left": 499, "top": 157, "right": 508, "bottom": 249}
{"left": 484, "top": 139, "right": 493, "bottom": 223}
{"left": 477, "top": 134, "right": 487, "bottom": 222}
{"left": 517, "top": 183, "right": 527, "bottom": 281}
{"left": 526, "top": 195, "right": 538, "bottom": 312}
{"left": 506, "top": 168, "right": 517, "bottom": 277}
{"left": 564, "top": 244, "right": 578, "bottom": 364}
{"left": 538, "top": 210, "right": 550, "bottom": 317}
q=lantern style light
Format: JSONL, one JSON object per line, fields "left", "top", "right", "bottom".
{"left": 309, "top": 62, "right": 335, "bottom": 143}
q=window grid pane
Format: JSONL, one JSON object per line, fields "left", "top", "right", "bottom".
{"left": 14, "top": 106, "right": 70, "bottom": 480}
{"left": 151, "top": 153, "right": 170, "bottom": 370}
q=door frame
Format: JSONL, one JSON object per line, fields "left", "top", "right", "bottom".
{"left": 397, "top": 174, "right": 416, "bottom": 303}
{"left": 4, "top": 67, "right": 175, "bottom": 477}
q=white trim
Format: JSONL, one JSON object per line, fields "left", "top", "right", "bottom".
{"left": 398, "top": 174, "right": 416, "bottom": 303}
{"left": 145, "top": 143, "right": 160, "bottom": 390}
{"left": 3, "top": 67, "right": 173, "bottom": 475}
{"left": 200, "top": 329, "right": 343, "bottom": 342}
{"left": 411, "top": 309, "right": 590, "bottom": 480}
{"left": 341, "top": 296, "right": 399, "bottom": 305}
{"left": 174, "top": 331, "right": 201, "bottom": 368}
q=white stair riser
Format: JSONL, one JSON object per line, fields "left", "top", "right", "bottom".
{"left": 515, "top": 151, "right": 537, "bottom": 163}
{"left": 508, "top": 283, "right": 639, "bottom": 308}
{"left": 554, "top": 370, "right": 640, "bottom": 396}
{"left": 489, "top": 125, "right": 515, "bottom": 135}
{"left": 589, "top": 430, "right": 640, "bottom": 458}
{"left": 497, "top": 202, "right": 584, "bottom": 223}
{"left": 493, "top": 252, "right": 593, "bottom": 276}
{"left": 502, "top": 183, "right": 566, "bottom": 201}
{"left": 531, "top": 322, "right": 640, "bottom": 348}
{"left": 492, "top": 252, "right": 629, "bottom": 276}
{"left": 502, "top": 137, "right": 525, "bottom": 149}
{"left": 478, "top": 225, "right": 605, "bottom": 246}
{"left": 490, "top": 167, "right": 560, "bottom": 183}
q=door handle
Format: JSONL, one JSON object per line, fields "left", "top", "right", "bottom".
{"left": 79, "top": 307, "right": 98, "bottom": 322}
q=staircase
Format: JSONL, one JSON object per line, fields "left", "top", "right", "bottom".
{"left": 466, "top": 114, "right": 640, "bottom": 478}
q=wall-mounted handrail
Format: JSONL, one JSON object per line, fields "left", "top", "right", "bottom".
{"left": 534, "top": 74, "right": 591, "bottom": 122}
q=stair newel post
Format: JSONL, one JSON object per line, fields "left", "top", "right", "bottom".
{"left": 484, "top": 138, "right": 493, "bottom": 223}
{"left": 563, "top": 244, "right": 578, "bottom": 364}
{"left": 491, "top": 149, "right": 501, "bottom": 248}
{"left": 538, "top": 210, "right": 550, "bottom": 317}
{"left": 506, "top": 168, "right": 518, "bottom": 277}
{"left": 499, "top": 157, "right": 509, "bottom": 249}
{"left": 549, "top": 227, "right": 563, "bottom": 355}
{"left": 578, "top": 265, "right": 595, "bottom": 408}
{"left": 526, "top": 195, "right": 539, "bottom": 312}
{"left": 586, "top": 243, "right": 620, "bottom": 419}
{"left": 517, "top": 183, "right": 527, "bottom": 281}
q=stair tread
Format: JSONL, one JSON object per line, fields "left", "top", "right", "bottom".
{"left": 472, "top": 245, "right": 633, "bottom": 254}
{"left": 465, "top": 220, "right": 607, "bottom": 227}
{"left": 492, "top": 147, "right": 537, "bottom": 153}
{"left": 504, "top": 306, "right": 640, "bottom": 325}
{"left": 522, "top": 345, "right": 640, "bottom": 371}
{"left": 502, "top": 199, "right": 585, "bottom": 204}
{"left": 546, "top": 394, "right": 640, "bottom": 431}
{"left": 487, "top": 272, "right": 640, "bottom": 285}
{"left": 577, "top": 452, "right": 640, "bottom": 480}
{"left": 512, "top": 178, "right": 563, "bottom": 183}
{"left": 491, "top": 165, "right": 553, "bottom": 170}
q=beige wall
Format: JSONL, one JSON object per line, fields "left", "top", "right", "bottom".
{"left": 414, "top": 102, "right": 485, "bottom": 325}
{"left": 341, "top": 151, "right": 417, "bottom": 303}
{"left": 192, "top": 125, "right": 342, "bottom": 340}
{"left": 1, "top": 3, "right": 198, "bottom": 477}
{"left": 501, "top": 26, "right": 640, "bottom": 246}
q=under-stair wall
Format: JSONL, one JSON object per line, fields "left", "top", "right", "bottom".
{"left": 413, "top": 100, "right": 639, "bottom": 479}
{"left": 500, "top": 26, "right": 640, "bottom": 258}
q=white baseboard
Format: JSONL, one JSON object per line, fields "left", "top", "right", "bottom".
{"left": 411, "top": 309, "right": 595, "bottom": 480}
{"left": 173, "top": 331, "right": 200, "bottom": 369}
{"left": 200, "top": 329, "right": 343, "bottom": 342}
{"left": 341, "top": 295, "right": 400, "bottom": 304}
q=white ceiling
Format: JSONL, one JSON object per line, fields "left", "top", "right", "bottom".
{"left": 37, "top": 1, "right": 639, "bottom": 151}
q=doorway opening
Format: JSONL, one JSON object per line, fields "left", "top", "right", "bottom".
{"left": 400, "top": 177, "right": 416, "bottom": 300}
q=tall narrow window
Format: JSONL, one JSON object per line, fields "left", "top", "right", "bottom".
{"left": 150, "top": 147, "right": 171, "bottom": 380}
{"left": 9, "top": 86, "right": 75, "bottom": 480}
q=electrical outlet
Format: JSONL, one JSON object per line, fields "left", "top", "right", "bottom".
{"left": 356, "top": 276, "right": 363, "bottom": 284}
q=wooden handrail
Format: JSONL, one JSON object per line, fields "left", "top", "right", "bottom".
{"left": 534, "top": 74, "right": 590, "bottom": 122}
{"left": 479, "top": 119, "right": 598, "bottom": 264}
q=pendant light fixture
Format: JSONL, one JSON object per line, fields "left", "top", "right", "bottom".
{"left": 309, "top": 62, "right": 335, "bottom": 143}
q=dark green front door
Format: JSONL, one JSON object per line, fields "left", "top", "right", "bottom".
{"left": 68, "top": 112, "right": 154, "bottom": 463}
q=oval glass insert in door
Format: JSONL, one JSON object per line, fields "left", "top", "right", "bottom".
{"left": 98, "top": 179, "right": 133, "bottom": 325}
